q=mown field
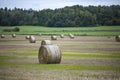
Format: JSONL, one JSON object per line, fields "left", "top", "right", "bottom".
{"left": 0, "top": 35, "right": 120, "bottom": 80}
{"left": 0, "top": 26, "right": 120, "bottom": 35}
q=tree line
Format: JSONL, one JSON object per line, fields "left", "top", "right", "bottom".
{"left": 0, "top": 5, "right": 120, "bottom": 27}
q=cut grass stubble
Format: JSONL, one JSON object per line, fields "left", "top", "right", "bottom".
{"left": 0, "top": 62, "right": 120, "bottom": 71}
{"left": 0, "top": 50, "right": 120, "bottom": 71}
{"left": 1, "top": 49, "right": 120, "bottom": 58}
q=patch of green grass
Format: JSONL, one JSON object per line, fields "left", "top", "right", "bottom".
{"left": 3, "top": 49, "right": 120, "bottom": 58}
{"left": 0, "top": 55, "right": 119, "bottom": 71}
{"left": 63, "top": 54, "right": 120, "bottom": 58}
{"left": 2, "top": 63, "right": 120, "bottom": 71}
{"left": 63, "top": 52, "right": 120, "bottom": 58}
{"left": 15, "top": 50, "right": 38, "bottom": 56}
{"left": 0, "top": 56, "right": 17, "bottom": 63}
{"left": 0, "top": 56, "right": 15, "bottom": 60}
{"left": 0, "top": 40, "right": 26, "bottom": 42}
{"left": 0, "top": 26, "right": 120, "bottom": 35}
{"left": 18, "top": 26, "right": 120, "bottom": 31}
{"left": 0, "top": 50, "right": 120, "bottom": 71}
{"left": 2, "top": 49, "right": 38, "bottom": 56}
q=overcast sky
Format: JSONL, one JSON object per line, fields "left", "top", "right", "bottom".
{"left": 0, "top": 0, "right": 120, "bottom": 10}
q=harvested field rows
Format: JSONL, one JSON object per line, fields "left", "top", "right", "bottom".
{"left": 0, "top": 35, "right": 120, "bottom": 80}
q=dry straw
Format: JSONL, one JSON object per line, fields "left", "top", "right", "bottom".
{"left": 115, "top": 35, "right": 120, "bottom": 42}
{"left": 69, "top": 33, "right": 74, "bottom": 39}
{"left": 29, "top": 35, "right": 36, "bottom": 43}
{"left": 60, "top": 34, "right": 64, "bottom": 38}
{"left": 41, "top": 40, "right": 52, "bottom": 45}
{"left": 1, "top": 34, "right": 5, "bottom": 38}
{"left": 25, "top": 35, "right": 30, "bottom": 40}
{"left": 12, "top": 34, "right": 16, "bottom": 38}
{"left": 51, "top": 35, "right": 57, "bottom": 40}
{"left": 38, "top": 40, "right": 61, "bottom": 64}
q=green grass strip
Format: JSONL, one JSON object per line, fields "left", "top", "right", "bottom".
{"left": 2, "top": 49, "right": 120, "bottom": 58}
{"left": 63, "top": 53, "right": 120, "bottom": 58}
{"left": 0, "top": 56, "right": 16, "bottom": 61}
{"left": 0, "top": 40, "right": 26, "bottom": 42}
{"left": 2, "top": 63, "right": 120, "bottom": 71}
{"left": 1, "top": 26, "right": 120, "bottom": 35}
{"left": 63, "top": 52, "right": 120, "bottom": 58}
{"left": 12, "top": 50, "right": 37, "bottom": 56}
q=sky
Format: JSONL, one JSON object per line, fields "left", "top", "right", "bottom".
{"left": 0, "top": 0, "right": 120, "bottom": 10}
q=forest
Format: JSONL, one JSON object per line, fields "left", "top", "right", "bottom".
{"left": 0, "top": 5, "right": 120, "bottom": 27}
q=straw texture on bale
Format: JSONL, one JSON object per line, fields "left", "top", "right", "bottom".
{"left": 60, "top": 34, "right": 64, "bottom": 38}
{"left": 69, "top": 34, "right": 74, "bottom": 39}
{"left": 25, "top": 35, "right": 30, "bottom": 39}
{"left": 12, "top": 34, "right": 16, "bottom": 38}
{"left": 51, "top": 35, "right": 57, "bottom": 40}
{"left": 115, "top": 35, "right": 120, "bottom": 42}
{"left": 1, "top": 34, "right": 5, "bottom": 38}
{"left": 38, "top": 45, "right": 61, "bottom": 64}
{"left": 41, "top": 40, "right": 52, "bottom": 45}
{"left": 29, "top": 36, "right": 36, "bottom": 43}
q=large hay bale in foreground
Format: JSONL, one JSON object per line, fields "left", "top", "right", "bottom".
{"left": 29, "top": 36, "right": 36, "bottom": 43}
{"left": 60, "top": 34, "right": 64, "bottom": 38}
{"left": 41, "top": 40, "right": 52, "bottom": 45}
{"left": 12, "top": 34, "right": 16, "bottom": 38}
{"left": 51, "top": 35, "right": 57, "bottom": 40}
{"left": 1, "top": 34, "right": 5, "bottom": 38}
{"left": 25, "top": 35, "right": 30, "bottom": 40}
{"left": 115, "top": 35, "right": 120, "bottom": 42}
{"left": 69, "top": 33, "right": 74, "bottom": 39}
{"left": 38, "top": 40, "right": 61, "bottom": 64}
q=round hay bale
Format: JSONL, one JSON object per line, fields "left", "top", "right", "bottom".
{"left": 115, "top": 35, "right": 120, "bottom": 42}
{"left": 1, "top": 34, "right": 5, "bottom": 38}
{"left": 51, "top": 35, "right": 57, "bottom": 40}
{"left": 60, "top": 34, "right": 64, "bottom": 38}
{"left": 38, "top": 45, "right": 61, "bottom": 64}
{"left": 29, "top": 36, "right": 36, "bottom": 43}
{"left": 41, "top": 40, "right": 52, "bottom": 45}
{"left": 12, "top": 34, "right": 16, "bottom": 38}
{"left": 69, "top": 34, "right": 74, "bottom": 39}
{"left": 25, "top": 35, "right": 30, "bottom": 40}
{"left": 38, "top": 33, "right": 42, "bottom": 36}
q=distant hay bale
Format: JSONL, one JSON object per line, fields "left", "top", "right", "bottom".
{"left": 115, "top": 35, "right": 120, "bottom": 42}
{"left": 25, "top": 35, "right": 30, "bottom": 40}
{"left": 60, "top": 34, "right": 64, "bottom": 38}
{"left": 38, "top": 33, "right": 42, "bottom": 36}
{"left": 38, "top": 44, "right": 61, "bottom": 64}
{"left": 1, "top": 34, "right": 5, "bottom": 38}
{"left": 51, "top": 35, "right": 57, "bottom": 40}
{"left": 69, "top": 33, "right": 74, "bottom": 39}
{"left": 12, "top": 34, "right": 16, "bottom": 38}
{"left": 41, "top": 40, "right": 52, "bottom": 45}
{"left": 29, "top": 36, "right": 36, "bottom": 43}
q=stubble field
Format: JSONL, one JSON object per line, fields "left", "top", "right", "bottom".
{"left": 0, "top": 35, "right": 120, "bottom": 80}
